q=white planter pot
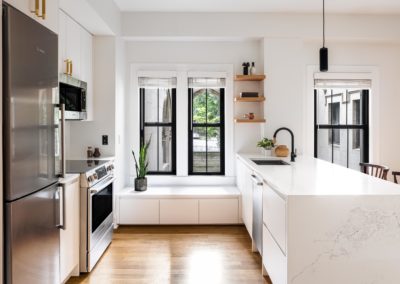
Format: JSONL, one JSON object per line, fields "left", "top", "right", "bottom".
{"left": 261, "top": 148, "right": 272, "bottom": 157}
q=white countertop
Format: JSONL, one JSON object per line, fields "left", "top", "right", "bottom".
{"left": 59, "top": 174, "right": 80, "bottom": 185}
{"left": 238, "top": 153, "right": 400, "bottom": 196}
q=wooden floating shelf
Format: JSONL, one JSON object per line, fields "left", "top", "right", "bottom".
{"left": 234, "top": 97, "right": 265, "bottom": 102}
{"left": 234, "top": 74, "right": 266, "bottom": 81}
{"left": 234, "top": 118, "right": 266, "bottom": 123}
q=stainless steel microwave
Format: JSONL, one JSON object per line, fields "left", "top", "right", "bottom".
{"left": 59, "top": 73, "right": 87, "bottom": 120}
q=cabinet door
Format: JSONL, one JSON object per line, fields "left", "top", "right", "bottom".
{"left": 80, "top": 28, "right": 93, "bottom": 120}
{"left": 263, "top": 184, "right": 286, "bottom": 254}
{"left": 66, "top": 15, "right": 81, "bottom": 79}
{"left": 263, "top": 225, "right": 287, "bottom": 284}
{"left": 6, "top": 0, "right": 58, "bottom": 34}
{"left": 58, "top": 10, "right": 67, "bottom": 75}
{"left": 242, "top": 165, "right": 253, "bottom": 237}
{"left": 236, "top": 158, "right": 245, "bottom": 194}
{"left": 60, "top": 179, "right": 80, "bottom": 283}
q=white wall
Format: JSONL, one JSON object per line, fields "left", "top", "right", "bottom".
{"left": 67, "top": 37, "right": 116, "bottom": 159}
{"left": 122, "top": 12, "right": 400, "bottom": 41}
{"left": 261, "top": 37, "right": 400, "bottom": 176}
{"left": 114, "top": 37, "right": 126, "bottom": 221}
{"left": 124, "top": 40, "right": 264, "bottom": 184}
{"left": 120, "top": 12, "right": 400, "bottom": 178}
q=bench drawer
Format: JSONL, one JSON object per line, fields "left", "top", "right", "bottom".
{"left": 199, "top": 199, "right": 239, "bottom": 224}
{"left": 160, "top": 199, "right": 199, "bottom": 224}
{"left": 119, "top": 199, "right": 159, "bottom": 224}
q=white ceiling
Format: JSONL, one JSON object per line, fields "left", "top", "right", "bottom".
{"left": 114, "top": 0, "right": 400, "bottom": 14}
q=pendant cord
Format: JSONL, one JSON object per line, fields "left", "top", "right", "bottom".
{"left": 323, "top": 0, "right": 325, "bottom": 47}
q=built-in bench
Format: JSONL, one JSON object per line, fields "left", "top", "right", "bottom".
{"left": 118, "top": 186, "right": 241, "bottom": 225}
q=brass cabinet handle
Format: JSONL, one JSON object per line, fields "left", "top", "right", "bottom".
{"left": 64, "top": 59, "right": 71, "bottom": 75}
{"left": 30, "top": 0, "right": 39, "bottom": 16}
{"left": 38, "top": 0, "right": 46, "bottom": 19}
{"left": 69, "top": 60, "right": 73, "bottom": 76}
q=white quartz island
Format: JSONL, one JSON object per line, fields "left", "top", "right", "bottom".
{"left": 236, "top": 153, "right": 400, "bottom": 284}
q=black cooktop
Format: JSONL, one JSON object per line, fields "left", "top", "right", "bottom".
{"left": 66, "top": 160, "right": 109, "bottom": 174}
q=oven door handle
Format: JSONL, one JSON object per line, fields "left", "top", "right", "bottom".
{"left": 90, "top": 176, "right": 115, "bottom": 195}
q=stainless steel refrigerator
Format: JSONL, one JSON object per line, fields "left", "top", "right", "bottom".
{"left": 3, "top": 3, "right": 64, "bottom": 284}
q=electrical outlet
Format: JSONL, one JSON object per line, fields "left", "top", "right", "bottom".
{"left": 102, "top": 135, "right": 108, "bottom": 145}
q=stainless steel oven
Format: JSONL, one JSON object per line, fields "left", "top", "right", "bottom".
{"left": 59, "top": 73, "right": 87, "bottom": 120}
{"left": 78, "top": 161, "right": 115, "bottom": 272}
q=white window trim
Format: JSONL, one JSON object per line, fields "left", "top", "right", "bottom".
{"left": 305, "top": 65, "right": 380, "bottom": 164}
{"left": 129, "top": 63, "right": 234, "bottom": 186}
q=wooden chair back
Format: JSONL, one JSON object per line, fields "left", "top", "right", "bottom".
{"left": 359, "top": 163, "right": 389, "bottom": 180}
{"left": 392, "top": 171, "right": 400, "bottom": 184}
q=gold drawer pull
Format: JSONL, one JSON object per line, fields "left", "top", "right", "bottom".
{"left": 69, "top": 61, "right": 73, "bottom": 76}
{"left": 30, "top": 0, "right": 39, "bottom": 16}
{"left": 38, "top": 0, "right": 46, "bottom": 19}
{"left": 64, "top": 59, "right": 71, "bottom": 76}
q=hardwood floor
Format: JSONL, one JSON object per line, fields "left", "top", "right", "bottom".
{"left": 67, "top": 225, "right": 272, "bottom": 284}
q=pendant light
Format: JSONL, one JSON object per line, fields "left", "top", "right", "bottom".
{"left": 319, "top": 0, "right": 328, "bottom": 72}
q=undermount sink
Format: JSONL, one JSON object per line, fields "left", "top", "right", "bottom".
{"left": 251, "top": 159, "right": 290, "bottom": 166}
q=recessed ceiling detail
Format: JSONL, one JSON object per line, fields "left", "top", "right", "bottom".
{"left": 114, "top": 0, "right": 400, "bottom": 14}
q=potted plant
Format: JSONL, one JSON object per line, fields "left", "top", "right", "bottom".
{"left": 257, "top": 138, "right": 275, "bottom": 156}
{"left": 132, "top": 138, "right": 151, "bottom": 191}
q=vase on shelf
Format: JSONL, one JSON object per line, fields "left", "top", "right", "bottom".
{"left": 250, "top": 62, "right": 256, "bottom": 75}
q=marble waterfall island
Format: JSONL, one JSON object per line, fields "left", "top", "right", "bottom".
{"left": 237, "top": 153, "right": 400, "bottom": 284}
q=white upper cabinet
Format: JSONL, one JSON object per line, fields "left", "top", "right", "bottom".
{"left": 80, "top": 28, "right": 93, "bottom": 120}
{"left": 65, "top": 13, "right": 82, "bottom": 79}
{"left": 7, "top": 0, "right": 59, "bottom": 34}
{"left": 59, "top": 10, "right": 94, "bottom": 120}
{"left": 58, "top": 10, "right": 67, "bottom": 74}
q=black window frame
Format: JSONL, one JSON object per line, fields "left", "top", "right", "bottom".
{"left": 188, "top": 87, "right": 225, "bottom": 175}
{"left": 314, "top": 89, "right": 369, "bottom": 167}
{"left": 140, "top": 87, "right": 177, "bottom": 175}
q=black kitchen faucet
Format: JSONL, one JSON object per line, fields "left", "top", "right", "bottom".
{"left": 273, "top": 127, "right": 297, "bottom": 162}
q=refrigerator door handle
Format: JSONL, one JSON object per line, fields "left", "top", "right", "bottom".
{"left": 60, "top": 103, "right": 66, "bottom": 178}
{"left": 56, "top": 184, "right": 66, "bottom": 230}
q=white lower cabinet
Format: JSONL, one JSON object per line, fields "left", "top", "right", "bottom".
{"left": 199, "top": 199, "right": 239, "bottom": 224}
{"left": 119, "top": 193, "right": 239, "bottom": 225}
{"left": 119, "top": 199, "right": 159, "bottom": 224}
{"left": 160, "top": 199, "right": 199, "bottom": 224}
{"left": 60, "top": 177, "right": 80, "bottom": 283}
{"left": 236, "top": 157, "right": 254, "bottom": 237}
{"left": 263, "top": 225, "right": 287, "bottom": 284}
{"left": 263, "top": 184, "right": 287, "bottom": 254}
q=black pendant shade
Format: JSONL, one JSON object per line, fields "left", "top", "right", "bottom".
{"left": 319, "top": 47, "right": 328, "bottom": 72}
{"left": 320, "top": 0, "right": 328, "bottom": 72}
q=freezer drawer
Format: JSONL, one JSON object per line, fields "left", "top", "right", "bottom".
{"left": 5, "top": 183, "right": 61, "bottom": 284}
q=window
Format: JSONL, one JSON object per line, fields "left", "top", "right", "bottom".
{"left": 314, "top": 87, "right": 369, "bottom": 170}
{"left": 188, "top": 78, "right": 225, "bottom": 175}
{"left": 328, "top": 102, "right": 340, "bottom": 145}
{"left": 139, "top": 77, "right": 176, "bottom": 174}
